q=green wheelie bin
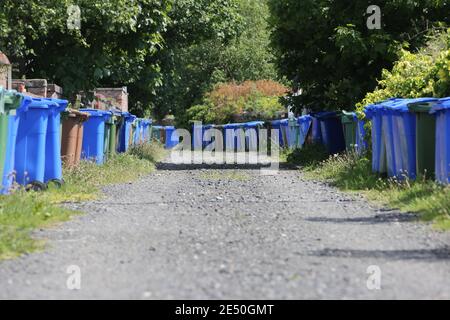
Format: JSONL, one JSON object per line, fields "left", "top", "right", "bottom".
{"left": 103, "top": 110, "right": 121, "bottom": 158}
{"left": 407, "top": 101, "right": 438, "bottom": 178}
{"left": 341, "top": 111, "right": 357, "bottom": 151}
{"left": 1, "top": 89, "right": 26, "bottom": 194}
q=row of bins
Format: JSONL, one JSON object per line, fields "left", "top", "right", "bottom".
{"left": 193, "top": 122, "right": 266, "bottom": 152}
{"left": 364, "top": 97, "right": 449, "bottom": 184}
{"left": 271, "top": 116, "right": 313, "bottom": 149}
{"left": 0, "top": 88, "right": 155, "bottom": 193}
{"left": 0, "top": 93, "right": 69, "bottom": 191}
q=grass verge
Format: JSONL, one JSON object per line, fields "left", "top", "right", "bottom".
{"left": 0, "top": 142, "right": 166, "bottom": 260}
{"left": 286, "top": 145, "right": 450, "bottom": 230}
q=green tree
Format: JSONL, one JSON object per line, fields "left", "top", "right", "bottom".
{"left": 153, "top": 0, "right": 277, "bottom": 123}
{"left": 0, "top": 0, "right": 171, "bottom": 116}
{"left": 268, "top": 0, "right": 449, "bottom": 112}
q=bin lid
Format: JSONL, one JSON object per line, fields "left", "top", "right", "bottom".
{"left": 244, "top": 121, "right": 265, "bottom": 128}
{"left": 364, "top": 98, "right": 436, "bottom": 117}
{"left": 223, "top": 123, "right": 245, "bottom": 129}
{"left": 407, "top": 100, "right": 439, "bottom": 113}
{"left": 108, "top": 108, "right": 122, "bottom": 117}
{"left": 430, "top": 97, "right": 450, "bottom": 114}
{"left": 43, "top": 98, "right": 69, "bottom": 112}
{"left": 341, "top": 110, "right": 357, "bottom": 120}
{"left": 271, "top": 119, "right": 288, "bottom": 126}
{"left": 80, "top": 108, "right": 112, "bottom": 118}
{"left": 298, "top": 115, "right": 312, "bottom": 123}
{"left": 311, "top": 111, "right": 339, "bottom": 119}
{"left": 28, "top": 97, "right": 57, "bottom": 109}
{"left": 122, "top": 112, "right": 137, "bottom": 121}
{"left": 381, "top": 98, "right": 437, "bottom": 113}
{"left": 63, "top": 108, "right": 90, "bottom": 120}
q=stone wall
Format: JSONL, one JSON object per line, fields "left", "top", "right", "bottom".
{"left": 94, "top": 87, "right": 129, "bottom": 112}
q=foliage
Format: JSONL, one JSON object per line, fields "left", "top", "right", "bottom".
{"left": 185, "top": 80, "right": 288, "bottom": 125}
{"left": 154, "top": 0, "right": 278, "bottom": 122}
{"left": 268, "top": 0, "right": 450, "bottom": 112}
{"left": 357, "top": 29, "right": 450, "bottom": 111}
{"left": 0, "top": 0, "right": 171, "bottom": 115}
{"left": 128, "top": 142, "right": 167, "bottom": 163}
{"left": 285, "top": 144, "right": 329, "bottom": 168}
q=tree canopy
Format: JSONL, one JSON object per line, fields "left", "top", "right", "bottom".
{"left": 0, "top": 0, "right": 171, "bottom": 114}
{"left": 268, "top": 0, "right": 449, "bottom": 111}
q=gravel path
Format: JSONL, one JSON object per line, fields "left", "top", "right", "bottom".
{"left": 0, "top": 158, "right": 449, "bottom": 299}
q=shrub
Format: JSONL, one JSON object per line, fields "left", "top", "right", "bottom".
{"left": 186, "top": 80, "right": 289, "bottom": 125}
{"left": 128, "top": 142, "right": 166, "bottom": 163}
{"left": 357, "top": 29, "right": 450, "bottom": 113}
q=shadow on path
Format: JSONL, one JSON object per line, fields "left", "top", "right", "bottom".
{"left": 305, "top": 212, "right": 420, "bottom": 225}
{"left": 156, "top": 161, "right": 299, "bottom": 171}
{"left": 308, "top": 247, "right": 450, "bottom": 261}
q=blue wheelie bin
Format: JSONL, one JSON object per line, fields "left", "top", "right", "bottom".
{"left": 431, "top": 98, "right": 450, "bottom": 184}
{"left": 44, "top": 98, "right": 68, "bottom": 185}
{"left": 312, "top": 111, "right": 345, "bottom": 155}
{"left": 80, "top": 109, "right": 112, "bottom": 164}
{"left": 118, "top": 112, "right": 136, "bottom": 153}
{"left": 244, "top": 121, "right": 264, "bottom": 151}
{"left": 310, "top": 116, "right": 323, "bottom": 145}
{"left": 298, "top": 115, "right": 313, "bottom": 149}
{"left": 143, "top": 119, "right": 153, "bottom": 143}
{"left": 202, "top": 124, "right": 215, "bottom": 149}
{"left": 15, "top": 98, "right": 55, "bottom": 189}
{"left": 270, "top": 119, "right": 286, "bottom": 148}
{"left": 192, "top": 123, "right": 203, "bottom": 150}
{"left": 223, "top": 123, "right": 245, "bottom": 152}
{"left": 365, "top": 102, "right": 387, "bottom": 174}
{"left": 165, "top": 126, "right": 179, "bottom": 149}
{"left": 133, "top": 119, "right": 142, "bottom": 145}
{"left": 356, "top": 117, "right": 367, "bottom": 154}
{"left": 366, "top": 98, "right": 410, "bottom": 176}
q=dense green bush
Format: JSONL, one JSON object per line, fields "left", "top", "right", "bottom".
{"left": 268, "top": 0, "right": 449, "bottom": 112}
{"left": 357, "top": 29, "right": 450, "bottom": 112}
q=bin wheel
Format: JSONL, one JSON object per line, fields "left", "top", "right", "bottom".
{"left": 47, "top": 179, "right": 65, "bottom": 189}
{"left": 26, "top": 181, "right": 48, "bottom": 192}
